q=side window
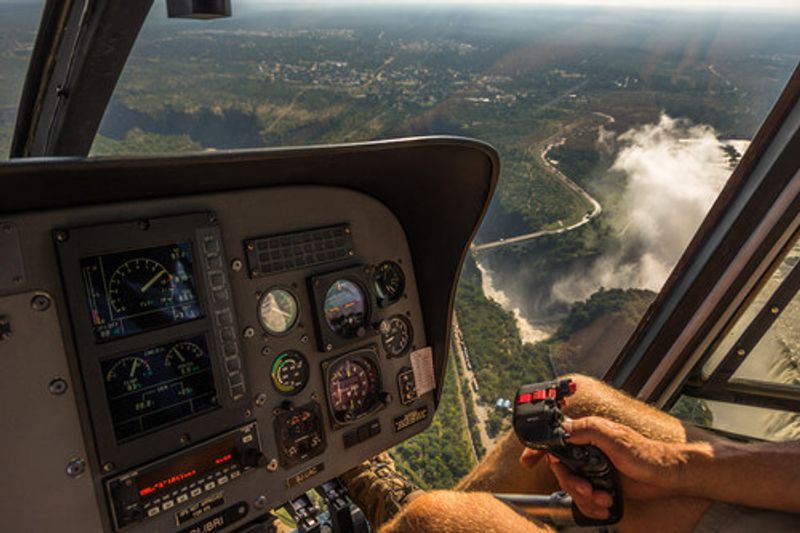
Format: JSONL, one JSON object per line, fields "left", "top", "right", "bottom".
{"left": 671, "top": 238, "right": 800, "bottom": 440}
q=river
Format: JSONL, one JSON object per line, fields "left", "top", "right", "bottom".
{"left": 476, "top": 260, "right": 553, "bottom": 343}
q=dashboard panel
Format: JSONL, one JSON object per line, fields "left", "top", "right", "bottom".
{"left": 4, "top": 186, "right": 430, "bottom": 532}
{"left": 0, "top": 138, "right": 498, "bottom": 533}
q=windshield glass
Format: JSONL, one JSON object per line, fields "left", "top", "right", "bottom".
{"left": 0, "top": 2, "right": 43, "bottom": 159}
{"left": 59, "top": 0, "right": 800, "bottom": 484}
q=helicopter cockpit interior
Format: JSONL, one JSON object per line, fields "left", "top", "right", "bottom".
{"left": 0, "top": 135, "right": 497, "bottom": 532}
{"left": 1, "top": 1, "right": 799, "bottom": 532}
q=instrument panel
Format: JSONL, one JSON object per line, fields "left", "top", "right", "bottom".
{"left": 1, "top": 185, "right": 433, "bottom": 533}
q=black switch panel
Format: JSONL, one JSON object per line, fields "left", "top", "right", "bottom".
{"left": 342, "top": 419, "right": 381, "bottom": 449}
{"left": 397, "top": 368, "right": 418, "bottom": 405}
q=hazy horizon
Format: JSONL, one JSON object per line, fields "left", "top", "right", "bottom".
{"left": 2, "top": 0, "right": 800, "bottom": 13}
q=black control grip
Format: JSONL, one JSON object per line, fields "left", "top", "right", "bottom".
{"left": 549, "top": 443, "right": 623, "bottom": 526}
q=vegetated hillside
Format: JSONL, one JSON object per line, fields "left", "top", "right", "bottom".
{"left": 391, "top": 352, "right": 476, "bottom": 489}
{"left": 455, "top": 254, "right": 554, "bottom": 402}
{"left": 551, "top": 288, "right": 655, "bottom": 378}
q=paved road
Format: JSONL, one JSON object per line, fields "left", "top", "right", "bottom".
{"left": 473, "top": 131, "right": 604, "bottom": 252}
{"left": 451, "top": 314, "right": 494, "bottom": 453}
{"left": 449, "top": 349, "right": 480, "bottom": 465}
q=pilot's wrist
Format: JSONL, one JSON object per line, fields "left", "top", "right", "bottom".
{"left": 667, "top": 440, "right": 717, "bottom": 495}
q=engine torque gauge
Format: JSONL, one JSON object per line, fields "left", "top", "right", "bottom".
{"left": 108, "top": 258, "right": 176, "bottom": 314}
{"left": 380, "top": 315, "right": 413, "bottom": 357}
{"left": 271, "top": 351, "right": 310, "bottom": 395}
{"left": 259, "top": 288, "right": 299, "bottom": 335}
{"left": 105, "top": 356, "right": 153, "bottom": 395}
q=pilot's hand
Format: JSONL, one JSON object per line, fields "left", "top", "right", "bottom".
{"left": 520, "top": 417, "right": 687, "bottom": 520}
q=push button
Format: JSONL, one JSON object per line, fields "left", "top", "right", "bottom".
{"left": 343, "top": 431, "right": 358, "bottom": 449}
{"left": 368, "top": 419, "right": 381, "bottom": 436}
{"left": 203, "top": 238, "right": 220, "bottom": 255}
{"left": 206, "top": 254, "right": 223, "bottom": 271}
{"left": 210, "top": 273, "right": 225, "bottom": 289}
{"left": 225, "top": 357, "right": 241, "bottom": 373}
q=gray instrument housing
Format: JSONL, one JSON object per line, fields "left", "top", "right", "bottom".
{"left": 0, "top": 138, "right": 498, "bottom": 532}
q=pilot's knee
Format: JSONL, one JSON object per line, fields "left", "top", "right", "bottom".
{"left": 383, "top": 490, "right": 457, "bottom": 531}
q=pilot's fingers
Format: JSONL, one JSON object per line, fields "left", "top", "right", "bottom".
{"left": 562, "top": 416, "right": 630, "bottom": 456}
{"left": 547, "top": 456, "right": 611, "bottom": 520}
{"left": 519, "top": 448, "right": 545, "bottom": 468}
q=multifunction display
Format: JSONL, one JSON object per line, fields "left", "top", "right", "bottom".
{"left": 101, "top": 335, "right": 218, "bottom": 441}
{"left": 80, "top": 242, "right": 203, "bottom": 342}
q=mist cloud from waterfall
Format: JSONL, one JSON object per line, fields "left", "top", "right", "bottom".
{"left": 552, "top": 114, "right": 743, "bottom": 302}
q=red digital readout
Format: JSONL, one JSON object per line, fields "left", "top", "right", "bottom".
{"left": 139, "top": 469, "right": 198, "bottom": 497}
{"left": 136, "top": 437, "right": 239, "bottom": 501}
{"left": 214, "top": 453, "right": 233, "bottom": 465}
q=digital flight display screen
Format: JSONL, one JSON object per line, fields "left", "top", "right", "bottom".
{"left": 101, "top": 335, "right": 218, "bottom": 442}
{"left": 80, "top": 242, "right": 203, "bottom": 342}
{"left": 136, "top": 436, "right": 237, "bottom": 500}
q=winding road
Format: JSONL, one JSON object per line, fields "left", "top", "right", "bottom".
{"left": 472, "top": 131, "right": 604, "bottom": 252}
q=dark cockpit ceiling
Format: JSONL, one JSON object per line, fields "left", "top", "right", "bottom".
{"left": 0, "top": 138, "right": 498, "bottom": 532}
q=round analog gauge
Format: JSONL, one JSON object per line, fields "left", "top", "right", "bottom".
{"left": 165, "top": 341, "right": 207, "bottom": 376}
{"left": 105, "top": 356, "right": 153, "bottom": 396}
{"left": 271, "top": 351, "right": 310, "bottom": 395}
{"left": 374, "top": 261, "right": 405, "bottom": 306}
{"left": 380, "top": 315, "right": 413, "bottom": 357}
{"left": 323, "top": 279, "right": 368, "bottom": 337}
{"left": 108, "top": 258, "right": 176, "bottom": 314}
{"left": 327, "top": 355, "right": 381, "bottom": 424}
{"left": 259, "top": 288, "right": 299, "bottom": 335}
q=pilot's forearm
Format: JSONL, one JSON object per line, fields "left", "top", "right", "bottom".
{"left": 675, "top": 439, "right": 800, "bottom": 513}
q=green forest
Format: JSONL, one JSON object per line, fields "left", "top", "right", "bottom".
{"left": 391, "top": 352, "right": 476, "bottom": 489}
